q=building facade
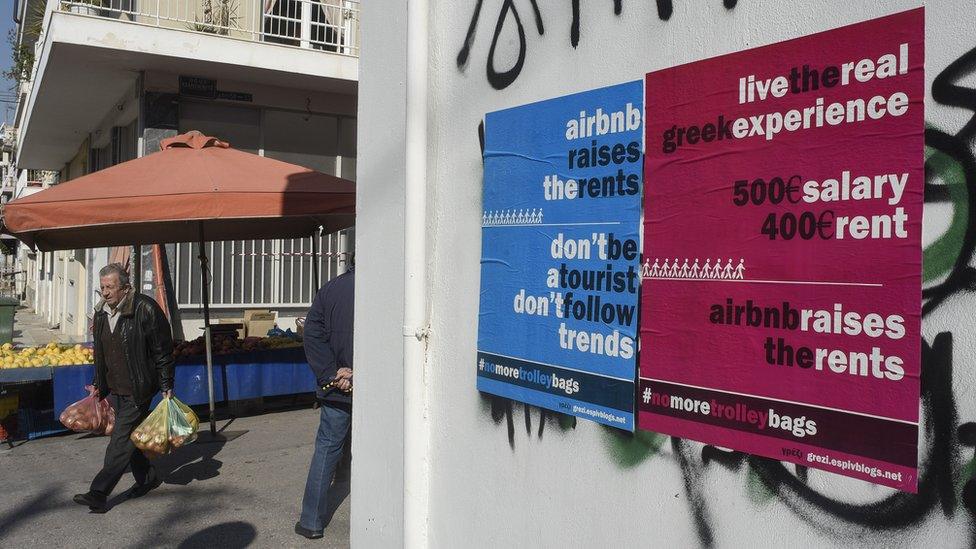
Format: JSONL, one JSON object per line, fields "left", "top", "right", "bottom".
{"left": 10, "top": 0, "right": 358, "bottom": 339}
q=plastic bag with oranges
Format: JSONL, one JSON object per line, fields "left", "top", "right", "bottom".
{"left": 130, "top": 396, "right": 199, "bottom": 458}
{"left": 59, "top": 385, "right": 115, "bottom": 435}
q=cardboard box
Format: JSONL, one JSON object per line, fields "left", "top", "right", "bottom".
{"left": 243, "top": 309, "right": 271, "bottom": 323}
{"left": 245, "top": 311, "right": 277, "bottom": 338}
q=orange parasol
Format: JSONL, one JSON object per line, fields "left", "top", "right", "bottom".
{"left": 2, "top": 131, "right": 355, "bottom": 251}
{"left": 2, "top": 131, "right": 355, "bottom": 435}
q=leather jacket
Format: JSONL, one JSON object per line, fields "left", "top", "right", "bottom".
{"left": 92, "top": 291, "right": 175, "bottom": 404}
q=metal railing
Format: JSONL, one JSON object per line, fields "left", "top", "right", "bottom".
{"left": 23, "top": 169, "right": 57, "bottom": 187}
{"left": 0, "top": 169, "right": 15, "bottom": 193}
{"left": 59, "top": 0, "right": 360, "bottom": 56}
{"left": 172, "top": 229, "right": 352, "bottom": 308}
{"left": 1, "top": 126, "right": 16, "bottom": 146}
{"left": 0, "top": 254, "right": 21, "bottom": 300}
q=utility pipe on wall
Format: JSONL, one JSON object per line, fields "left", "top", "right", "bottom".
{"left": 403, "top": 0, "right": 431, "bottom": 545}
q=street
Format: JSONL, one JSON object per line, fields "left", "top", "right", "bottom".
{"left": 0, "top": 407, "right": 349, "bottom": 548}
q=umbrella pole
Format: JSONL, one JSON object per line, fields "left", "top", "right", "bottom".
{"left": 198, "top": 224, "right": 217, "bottom": 435}
{"left": 133, "top": 245, "right": 142, "bottom": 292}
{"left": 311, "top": 229, "right": 320, "bottom": 289}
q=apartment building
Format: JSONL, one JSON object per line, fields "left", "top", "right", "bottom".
{"left": 10, "top": 0, "right": 358, "bottom": 339}
{"left": 0, "top": 126, "right": 20, "bottom": 287}
{"left": 0, "top": 125, "right": 16, "bottom": 206}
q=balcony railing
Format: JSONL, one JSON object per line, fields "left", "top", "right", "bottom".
{"left": 1, "top": 174, "right": 15, "bottom": 194}
{"left": 59, "top": 0, "right": 360, "bottom": 56}
{"left": 2, "top": 127, "right": 16, "bottom": 145}
{"left": 17, "top": 169, "right": 58, "bottom": 191}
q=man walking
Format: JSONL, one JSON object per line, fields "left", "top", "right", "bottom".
{"left": 295, "top": 264, "right": 354, "bottom": 539}
{"left": 73, "top": 263, "right": 175, "bottom": 512}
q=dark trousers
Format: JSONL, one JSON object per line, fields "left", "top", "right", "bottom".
{"left": 90, "top": 394, "right": 158, "bottom": 497}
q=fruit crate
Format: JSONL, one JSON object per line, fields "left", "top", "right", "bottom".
{"left": 16, "top": 406, "right": 65, "bottom": 440}
{"left": 2, "top": 381, "right": 66, "bottom": 440}
{"left": 0, "top": 414, "right": 17, "bottom": 442}
{"left": 0, "top": 392, "right": 18, "bottom": 442}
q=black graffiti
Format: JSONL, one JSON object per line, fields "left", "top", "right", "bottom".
{"left": 570, "top": 0, "right": 580, "bottom": 47}
{"left": 752, "top": 334, "right": 957, "bottom": 528}
{"left": 656, "top": 0, "right": 738, "bottom": 21}
{"left": 457, "top": 0, "right": 543, "bottom": 90}
{"left": 485, "top": 0, "right": 526, "bottom": 91}
{"left": 923, "top": 46, "right": 976, "bottom": 316}
{"left": 478, "top": 120, "right": 485, "bottom": 164}
{"left": 932, "top": 46, "right": 976, "bottom": 142}
{"left": 458, "top": 0, "right": 740, "bottom": 90}
{"left": 673, "top": 437, "right": 715, "bottom": 547}
{"left": 959, "top": 422, "right": 976, "bottom": 514}
{"left": 684, "top": 332, "right": 967, "bottom": 543}
{"left": 472, "top": 18, "right": 976, "bottom": 548}
{"left": 455, "top": 0, "right": 486, "bottom": 69}
{"left": 922, "top": 128, "right": 976, "bottom": 317}
{"left": 483, "top": 393, "right": 576, "bottom": 449}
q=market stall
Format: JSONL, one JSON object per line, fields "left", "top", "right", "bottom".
{"left": 1, "top": 334, "right": 314, "bottom": 441}
{"left": 53, "top": 347, "right": 313, "bottom": 416}
{"left": 2, "top": 131, "right": 355, "bottom": 436}
{"left": 0, "top": 343, "right": 96, "bottom": 440}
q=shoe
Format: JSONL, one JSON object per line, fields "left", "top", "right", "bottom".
{"left": 128, "top": 477, "right": 163, "bottom": 499}
{"left": 73, "top": 492, "right": 107, "bottom": 513}
{"left": 294, "top": 522, "right": 324, "bottom": 539}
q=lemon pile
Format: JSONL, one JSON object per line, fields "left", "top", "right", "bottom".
{"left": 0, "top": 342, "right": 94, "bottom": 369}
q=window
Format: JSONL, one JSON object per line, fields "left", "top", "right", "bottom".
{"left": 180, "top": 103, "right": 260, "bottom": 153}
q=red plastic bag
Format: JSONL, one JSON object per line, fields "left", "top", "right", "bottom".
{"left": 59, "top": 385, "right": 115, "bottom": 435}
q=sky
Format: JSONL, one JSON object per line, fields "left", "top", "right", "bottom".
{"left": 0, "top": 0, "right": 19, "bottom": 125}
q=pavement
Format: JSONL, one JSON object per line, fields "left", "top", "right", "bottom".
{"left": 12, "top": 306, "right": 86, "bottom": 347}
{"left": 0, "top": 407, "right": 350, "bottom": 548}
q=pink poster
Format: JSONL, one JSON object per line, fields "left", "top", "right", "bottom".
{"left": 639, "top": 9, "right": 923, "bottom": 492}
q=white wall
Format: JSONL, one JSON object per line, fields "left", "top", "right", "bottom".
{"left": 355, "top": 0, "right": 976, "bottom": 547}
{"left": 351, "top": 0, "right": 407, "bottom": 545}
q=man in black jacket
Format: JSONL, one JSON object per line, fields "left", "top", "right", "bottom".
{"left": 295, "top": 265, "right": 354, "bottom": 539}
{"left": 73, "top": 263, "right": 175, "bottom": 512}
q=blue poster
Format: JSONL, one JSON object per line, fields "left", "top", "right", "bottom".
{"left": 477, "top": 81, "right": 642, "bottom": 430}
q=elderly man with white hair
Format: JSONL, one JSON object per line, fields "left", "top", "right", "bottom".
{"left": 72, "top": 262, "right": 175, "bottom": 513}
